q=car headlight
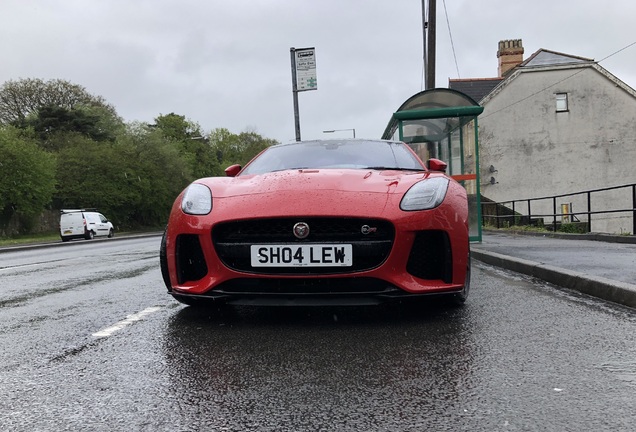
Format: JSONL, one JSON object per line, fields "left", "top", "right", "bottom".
{"left": 400, "top": 177, "right": 449, "bottom": 211}
{"left": 181, "top": 183, "right": 212, "bottom": 215}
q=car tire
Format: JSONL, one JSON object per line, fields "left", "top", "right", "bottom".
{"left": 61, "top": 236, "right": 70, "bottom": 242}
{"left": 85, "top": 230, "right": 94, "bottom": 240}
{"left": 108, "top": 229, "right": 114, "bottom": 238}
{"left": 159, "top": 228, "right": 172, "bottom": 292}
{"left": 451, "top": 250, "right": 471, "bottom": 306}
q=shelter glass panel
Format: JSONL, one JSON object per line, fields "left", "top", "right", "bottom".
{"left": 383, "top": 89, "right": 483, "bottom": 241}
{"left": 461, "top": 120, "right": 480, "bottom": 240}
{"left": 450, "top": 129, "right": 461, "bottom": 176}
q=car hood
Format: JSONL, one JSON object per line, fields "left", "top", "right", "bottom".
{"left": 203, "top": 169, "right": 431, "bottom": 198}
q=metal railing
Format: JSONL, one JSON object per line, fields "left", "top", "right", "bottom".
{"left": 482, "top": 183, "right": 636, "bottom": 234}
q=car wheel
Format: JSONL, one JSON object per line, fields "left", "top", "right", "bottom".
{"left": 108, "top": 229, "right": 114, "bottom": 238}
{"left": 451, "top": 250, "right": 471, "bottom": 306}
{"left": 85, "top": 230, "right": 94, "bottom": 240}
{"left": 159, "top": 228, "right": 172, "bottom": 292}
{"left": 61, "top": 236, "right": 70, "bottom": 242}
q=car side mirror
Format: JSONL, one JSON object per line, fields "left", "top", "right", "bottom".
{"left": 426, "top": 158, "right": 447, "bottom": 173}
{"left": 224, "top": 164, "right": 242, "bottom": 177}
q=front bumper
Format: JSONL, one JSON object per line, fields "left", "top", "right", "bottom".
{"left": 164, "top": 211, "right": 469, "bottom": 304}
{"left": 170, "top": 277, "right": 462, "bottom": 306}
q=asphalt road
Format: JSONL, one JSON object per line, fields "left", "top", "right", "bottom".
{"left": 1, "top": 237, "right": 635, "bottom": 431}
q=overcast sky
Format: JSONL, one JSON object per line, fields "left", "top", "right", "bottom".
{"left": 2, "top": 0, "right": 635, "bottom": 143}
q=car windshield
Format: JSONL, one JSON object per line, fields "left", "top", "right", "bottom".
{"left": 240, "top": 139, "right": 425, "bottom": 175}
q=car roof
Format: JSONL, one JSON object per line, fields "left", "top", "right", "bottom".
{"left": 274, "top": 138, "right": 401, "bottom": 148}
{"left": 60, "top": 209, "right": 100, "bottom": 214}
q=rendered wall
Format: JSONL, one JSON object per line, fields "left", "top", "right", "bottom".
{"left": 479, "top": 66, "right": 636, "bottom": 234}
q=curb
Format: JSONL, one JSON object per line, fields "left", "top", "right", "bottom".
{"left": 0, "top": 232, "right": 163, "bottom": 254}
{"left": 472, "top": 248, "right": 636, "bottom": 309}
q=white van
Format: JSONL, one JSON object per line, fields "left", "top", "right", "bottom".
{"left": 60, "top": 209, "right": 115, "bottom": 242}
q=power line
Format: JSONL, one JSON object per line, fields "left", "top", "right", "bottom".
{"left": 442, "top": 0, "right": 460, "bottom": 78}
{"left": 481, "top": 41, "right": 636, "bottom": 119}
{"left": 481, "top": 67, "right": 587, "bottom": 119}
{"left": 598, "top": 41, "right": 636, "bottom": 63}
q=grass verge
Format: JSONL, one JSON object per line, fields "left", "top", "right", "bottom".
{"left": 0, "top": 232, "right": 60, "bottom": 247}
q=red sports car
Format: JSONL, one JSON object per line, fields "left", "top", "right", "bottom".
{"left": 160, "top": 139, "right": 470, "bottom": 306}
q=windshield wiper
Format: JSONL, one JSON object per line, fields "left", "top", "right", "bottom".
{"left": 363, "top": 166, "right": 426, "bottom": 171}
{"left": 269, "top": 167, "right": 310, "bottom": 172}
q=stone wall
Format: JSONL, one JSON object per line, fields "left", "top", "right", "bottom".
{"left": 0, "top": 209, "right": 59, "bottom": 237}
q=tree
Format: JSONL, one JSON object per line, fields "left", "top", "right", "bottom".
{"left": 152, "top": 113, "right": 201, "bottom": 140}
{"left": 236, "top": 131, "right": 278, "bottom": 164}
{"left": 26, "top": 104, "right": 121, "bottom": 144}
{"left": 54, "top": 124, "right": 193, "bottom": 229}
{"left": 152, "top": 113, "right": 220, "bottom": 179}
{"left": 208, "top": 128, "right": 278, "bottom": 170}
{"left": 53, "top": 134, "right": 124, "bottom": 212}
{"left": 0, "top": 78, "right": 117, "bottom": 125}
{"left": 0, "top": 126, "right": 56, "bottom": 229}
{"left": 116, "top": 124, "right": 193, "bottom": 227}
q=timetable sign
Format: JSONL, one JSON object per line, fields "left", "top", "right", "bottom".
{"left": 295, "top": 48, "right": 317, "bottom": 91}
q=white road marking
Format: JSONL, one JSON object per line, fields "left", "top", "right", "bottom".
{"left": 0, "top": 263, "right": 43, "bottom": 272}
{"left": 0, "top": 257, "right": 84, "bottom": 272}
{"left": 92, "top": 306, "right": 162, "bottom": 338}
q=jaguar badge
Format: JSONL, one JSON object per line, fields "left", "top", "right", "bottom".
{"left": 293, "top": 222, "right": 310, "bottom": 239}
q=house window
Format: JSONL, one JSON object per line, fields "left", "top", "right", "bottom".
{"left": 556, "top": 93, "right": 568, "bottom": 112}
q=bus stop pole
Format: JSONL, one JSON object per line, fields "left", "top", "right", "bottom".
{"left": 290, "top": 48, "right": 301, "bottom": 142}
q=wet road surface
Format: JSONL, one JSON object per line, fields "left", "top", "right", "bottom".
{"left": 1, "top": 237, "right": 635, "bottom": 431}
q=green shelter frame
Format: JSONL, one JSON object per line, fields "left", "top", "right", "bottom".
{"left": 382, "top": 88, "right": 484, "bottom": 242}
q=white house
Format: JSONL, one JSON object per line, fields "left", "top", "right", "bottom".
{"left": 451, "top": 40, "right": 636, "bottom": 234}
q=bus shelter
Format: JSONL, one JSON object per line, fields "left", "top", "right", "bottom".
{"left": 382, "top": 88, "right": 484, "bottom": 242}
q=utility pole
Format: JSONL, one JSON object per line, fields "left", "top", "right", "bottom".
{"left": 422, "top": 0, "right": 427, "bottom": 89}
{"left": 423, "top": 0, "right": 436, "bottom": 90}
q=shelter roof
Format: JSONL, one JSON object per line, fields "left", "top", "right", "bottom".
{"left": 382, "top": 88, "right": 482, "bottom": 140}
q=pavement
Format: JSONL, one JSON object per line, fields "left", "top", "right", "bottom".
{"left": 473, "top": 230, "right": 636, "bottom": 309}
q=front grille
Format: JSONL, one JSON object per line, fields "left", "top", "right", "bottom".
{"left": 213, "top": 217, "right": 394, "bottom": 274}
{"left": 406, "top": 230, "right": 453, "bottom": 283}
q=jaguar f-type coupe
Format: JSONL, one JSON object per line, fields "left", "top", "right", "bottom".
{"left": 160, "top": 139, "right": 470, "bottom": 306}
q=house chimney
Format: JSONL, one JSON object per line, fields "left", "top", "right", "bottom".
{"left": 497, "top": 39, "right": 524, "bottom": 77}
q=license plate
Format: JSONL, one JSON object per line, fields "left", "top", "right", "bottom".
{"left": 250, "top": 244, "right": 352, "bottom": 267}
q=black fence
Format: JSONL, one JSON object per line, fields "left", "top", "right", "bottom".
{"left": 482, "top": 183, "right": 636, "bottom": 234}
